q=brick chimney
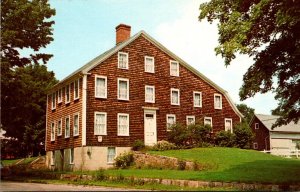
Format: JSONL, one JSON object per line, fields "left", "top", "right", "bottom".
{"left": 115, "top": 24, "right": 131, "bottom": 45}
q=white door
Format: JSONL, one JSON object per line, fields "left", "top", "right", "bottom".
{"left": 144, "top": 110, "right": 157, "bottom": 146}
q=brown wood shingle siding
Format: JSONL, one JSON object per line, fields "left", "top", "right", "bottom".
{"left": 250, "top": 117, "right": 270, "bottom": 151}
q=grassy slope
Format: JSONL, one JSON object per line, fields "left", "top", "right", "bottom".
{"left": 2, "top": 157, "right": 37, "bottom": 166}
{"left": 106, "top": 147, "right": 300, "bottom": 184}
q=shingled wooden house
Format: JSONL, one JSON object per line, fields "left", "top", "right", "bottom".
{"left": 46, "top": 24, "right": 243, "bottom": 170}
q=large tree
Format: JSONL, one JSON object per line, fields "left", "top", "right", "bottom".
{"left": 236, "top": 103, "right": 255, "bottom": 124}
{"left": 199, "top": 0, "right": 300, "bottom": 127}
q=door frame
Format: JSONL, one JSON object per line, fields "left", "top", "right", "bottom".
{"left": 144, "top": 109, "right": 157, "bottom": 146}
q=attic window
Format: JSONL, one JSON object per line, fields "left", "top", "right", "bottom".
{"left": 170, "top": 60, "right": 179, "bottom": 76}
{"left": 118, "top": 52, "right": 128, "bottom": 69}
{"left": 214, "top": 93, "right": 222, "bottom": 109}
{"left": 145, "top": 56, "right": 154, "bottom": 73}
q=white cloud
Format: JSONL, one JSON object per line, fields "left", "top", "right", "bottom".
{"left": 153, "top": 0, "right": 277, "bottom": 114}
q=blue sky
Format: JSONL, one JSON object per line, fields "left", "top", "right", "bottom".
{"left": 45, "top": 0, "right": 277, "bottom": 115}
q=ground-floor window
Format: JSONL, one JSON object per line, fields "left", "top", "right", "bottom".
{"left": 70, "top": 148, "right": 74, "bottom": 164}
{"left": 51, "top": 151, "right": 55, "bottom": 165}
{"left": 253, "top": 142, "right": 258, "bottom": 149}
{"left": 107, "top": 147, "right": 116, "bottom": 164}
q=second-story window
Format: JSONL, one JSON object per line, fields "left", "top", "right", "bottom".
{"left": 73, "top": 113, "right": 79, "bottom": 136}
{"left": 65, "top": 84, "right": 70, "bottom": 104}
{"left": 58, "top": 89, "right": 62, "bottom": 103}
{"left": 51, "top": 92, "right": 56, "bottom": 110}
{"left": 57, "top": 119, "right": 62, "bottom": 136}
{"left": 193, "top": 91, "right": 202, "bottom": 107}
{"left": 74, "top": 79, "right": 80, "bottom": 100}
{"left": 118, "top": 78, "right": 129, "bottom": 100}
{"left": 118, "top": 52, "right": 128, "bottom": 69}
{"left": 95, "top": 75, "right": 107, "bottom": 98}
{"left": 145, "top": 85, "right": 155, "bottom": 103}
{"left": 145, "top": 56, "right": 154, "bottom": 73}
{"left": 51, "top": 122, "right": 55, "bottom": 141}
{"left": 171, "top": 88, "right": 180, "bottom": 105}
{"left": 170, "top": 60, "right": 179, "bottom": 76}
{"left": 94, "top": 112, "right": 107, "bottom": 135}
{"left": 65, "top": 116, "right": 70, "bottom": 138}
{"left": 225, "top": 118, "right": 233, "bottom": 133}
{"left": 214, "top": 93, "right": 222, "bottom": 109}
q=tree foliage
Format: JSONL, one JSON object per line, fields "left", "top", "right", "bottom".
{"left": 199, "top": 0, "right": 300, "bottom": 127}
{"left": 236, "top": 103, "right": 255, "bottom": 123}
{"left": 233, "top": 122, "right": 255, "bottom": 149}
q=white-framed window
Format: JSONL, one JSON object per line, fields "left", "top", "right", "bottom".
{"left": 214, "top": 93, "right": 222, "bottom": 109}
{"left": 94, "top": 112, "right": 107, "bottom": 135}
{"left": 57, "top": 119, "right": 62, "bottom": 136}
{"left": 166, "top": 114, "right": 176, "bottom": 130}
{"left": 118, "top": 113, "right": 129, "bottom": 136}
{"left": 145, "top": 85, "right": 155, "bottom": 103}
{"left": 51, "top": 121, "right": 55, "bottom": 141}
{"left": 186, "top": 116, "right": 195, "bottom": 126}
{"left": 255, "top": 123, "right": 259, "bottom": 129}
{"left": 118, "top": 78, "right": 129, "bottom": 100}
{"left": 73, "top": 113, "right": 79, "bottom": 136}
{"left": 65, "top": 116, "right": 70, "bottom": 138}
{"left": 145, "top": 56, "right": 154, "bottom": 73}
{"left": 171, "top": 88, "right": 180, "bottom": 105}
{"left": 70, "top": 148, "right": 74, "bottom": 164}
{"left": 225, "top": 118, "right": 233, "bottom": 133}
{"left": 74, "top": 79, "right": 80, "bottom": 100}
{"left": 253, "top": 142, "right": 258, "bottom": 149}
{"left": 204, "top": 117, "right": 213, "bottom": 131}
{"left": 107, "top": 147, "right": 116, "bottom": 164}
{"left": 51, "top": 151, "right": 55, "bottom": 166}
{"left": 58, "top": 89, "right": 62, "bottom": 103}
{"left": 95, "top": 75, "right": 107, "bottom": 99}
{"left": 51, "top": 92, "right": 56, "bottom": 110}
{"left": 193, "top": 91, "right": 202, "bottom": 107}
{"left": 65, "top": 84, "right": 70, "bottom": 104}
{"left": 118, "top": 52, "right": 128, "bottom": 69}
{"left": 170, "top": 60, "right": 179, "bottom": 76}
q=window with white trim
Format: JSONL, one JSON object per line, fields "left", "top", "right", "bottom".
{"left": 171, "top": 88, "right": 180, "bottom": 105}
{"left": 73, "top": 113, "right": 79, "bottom": 136}
{"left": 186, "top": 116, "right": 195, "bottom": 126}
{"left": 118, "top": 113, "right": 129, "bottom": 136}
{"left": 70, "top": 148, "right": 74, "bottom": 164}
{"left": 57, "top": 119, "right": 62, "bottom": 136}
{"left": 65, "top": 116, "right": 70, "bottom": 138}
{"left": 170, "top": 60, "right": 179, "bottom": 76}
{"left": 118, "top": 78, "right": 129, "bottom": 100}
{"left": 51, "top": 122, "right": 55, "bottom": 141}
{"left": 214, "top": 93, "right": 222, "bottom": 109}
{"left": 145, "top": 56, "right": 154, "bottom": 73}
{"left": 145, "top": 85, "right": 155, "bottom": 103}
{"left": 65, "top": 84, "right": 70, "bottom": 104}
{"left": 51, "top": 92, "right": 56, "bottom": 110}
{"left": 51, "top": 151, "right": 55, "bottom": 166}
{"left": 253, "top": 142, "right": 258, "bottom": 149}
{"left": 225, "top": 118, "right": 233, "bottom": 133}
{"left": 166, "top": 114, "right": 176, "bottom": 130}
{"left": 74, "top": 79, "right": 80, "bottom": 100}
{"left": 58, "top": 89, "right": 62, "bottom": 103}
{"left": 95, "top": 75, "right": 107, "bottom": 98}
{"left": 118, "top": 52, "right": 128, "bottom": 69}
{"left": 94, "top": 112, "right": 107, "bottom": 135}
{"left": 193, "top": 91, "right": 202, "bottom": 107}
{"left": 255, "top": 123, "right": 259, "bottom": 129}
{"left": 107, "top": 147, "right": 116, "bottom": 164}
{"left": 204, "top": 117, "right": 213, "bottom": 131}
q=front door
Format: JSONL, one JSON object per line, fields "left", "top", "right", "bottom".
{"left": 144, "top": 110, "right": 157, "bottom": 146}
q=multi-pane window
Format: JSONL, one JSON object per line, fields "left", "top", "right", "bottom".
{"left": 118, "top": 52, "right": 128, "bottom": 69}
{"left": 171, "top": 88, "right": 180, "bottom": 105}
{"left": 73, "top": 113, "right": 79, "bottom": 136}
{"left": 65, "top": 84, "right": 70, "bottom": 104}
{"left": 225, "top": 118, "right": 233, "bottom": 133}
{"left": 58, "top": 89, "right": 62, "bottom": 103}
{"left": 95, "top": 75, "right": 107, "bottom": 98}
{"left": 57, "top": 119, "right": 62, "bottom": 136}
{"left": 186, "top": 116, "right": 195, "bottom": 126}
{"left": 193, "top": 91, "right": 202, "bottom": 107}
{"left": 74, "top": 79, "right": 80, "bottom": 100}
{"left": 51, "top": 92, "right": 56, "bottom": 110}
{"left": 255, "top": 123, "right": 259, "bottom": 129}
{"left": 70, "top": 148, "right": 74, "bottom": 164}
{"left": 94, "top": 112, "right": 107, "bottom": 135}
{"left": 107, "top": 147, "right": 116, "bottom": 164}
{"left": 145, "top": 56, "right": 154, "bottom": 73}
{"left": 145, "top": 85, "right": 155, "bottom": 103}
{"left": 170, "top": 60, "right": 179, "bottom": 76}
{"left": 51, "top": 151, "right": 55, "bottom": 165}
{"left": 51, "top": 122, "right": 55, "bottom": 141}
{"left": 65, "top": 116, "right": 70, "bottom": 138}
{"left": 214, "top": 93, "right": 222, "bottom": 109}
{"left": 204, "top": 117, "right": 213, "bottom": 131}
{"left": 118, "top": 78, "right": 129, "bottom": 100}
{"left": 166, "top": 114, "right": 176, "bottom": 130}
{"left": 118, "top": 113, "right": 129, "bottom": 136}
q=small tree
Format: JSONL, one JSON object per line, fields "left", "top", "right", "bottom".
{"left": 215, "top": 131, "right": 235, "bottom": 147}
{"left": 233, "top": 122, "right": 255, "bottom": 149}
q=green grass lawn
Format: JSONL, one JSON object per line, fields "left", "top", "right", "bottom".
{"left": 104, "top": 147, "right": 300, "bottom": 184}
{"left": 2, "top": 157, "right": 37, "bottom": 166}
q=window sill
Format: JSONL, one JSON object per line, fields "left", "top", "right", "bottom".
{"left": 171, "top": 103, "right": 180, "bottom": 106}
{"left": 194, "top": 106, "right": 202, "bottom": 108}
{"left": 94, "top": 134, "right": 107, "bottom": 136}
{"left": 65, "top": 102, "right": 70, "bottom": 105}
{"left": 117, "top": 134, "right": 129, "bottom": 137}
{"left": 145, "top": 101, "right": 155, "bottom": 103}
{"left": 74, "top": 97, "right": 79, "bottom": 101}
{"left": 118, "top": 98, "right": 129, "bottom": 101}
{"left": 145, "top": 71, "right": 155, "bottom": 74}
{"left": 73, "top": 134, "right": 79, "bottom": 137}
{"left": 50, "top": 140, "right": 55, "bottom": 142}
{"left": 95, "top": 96, "right": 107, "bottom": 99}
{"left": 65, "top": 136, "right": 70, "bottom": 139}
{"left": 57, "top": 134, "right": 62, "bottom": 137}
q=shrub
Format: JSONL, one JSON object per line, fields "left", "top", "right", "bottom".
{"left": 114, "top": 152, "right": 134, "bottom": 169}
{"left": 94, "top": 168, "right": 106, "bottom": 181}
{"left": 167, "top": 123, "right": 189, "bottom": 146}
{"left": 187, "top": 123, "right": 212, "bottom": 145}
{"left": 233, "top": 122, "right": 255, "bottom": 149}
{"left": 132, "top": 140, "right": 145, "bottom": 151}
{"left": 215, "top": 131, "right": 235, "bottom": 147}
{"left": 151, "top": 140, "right": 177, "bottom": 151}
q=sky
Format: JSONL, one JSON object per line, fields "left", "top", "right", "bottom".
{"left": 45, "top": 0, "right": 278, "bottom": 115}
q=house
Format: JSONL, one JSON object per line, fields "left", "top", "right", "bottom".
{"left": 45, "top": 24, "right": 243, "bottom": 171}
{"left": 250, "top": 114, "right": 300, "bottom": 155}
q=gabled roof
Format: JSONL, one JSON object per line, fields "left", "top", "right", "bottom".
{"left": 254, "top": 114, "right": 300, "bottom": 133}
{"left": 54, "top": 30, "right": 243, "bottom": 118}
